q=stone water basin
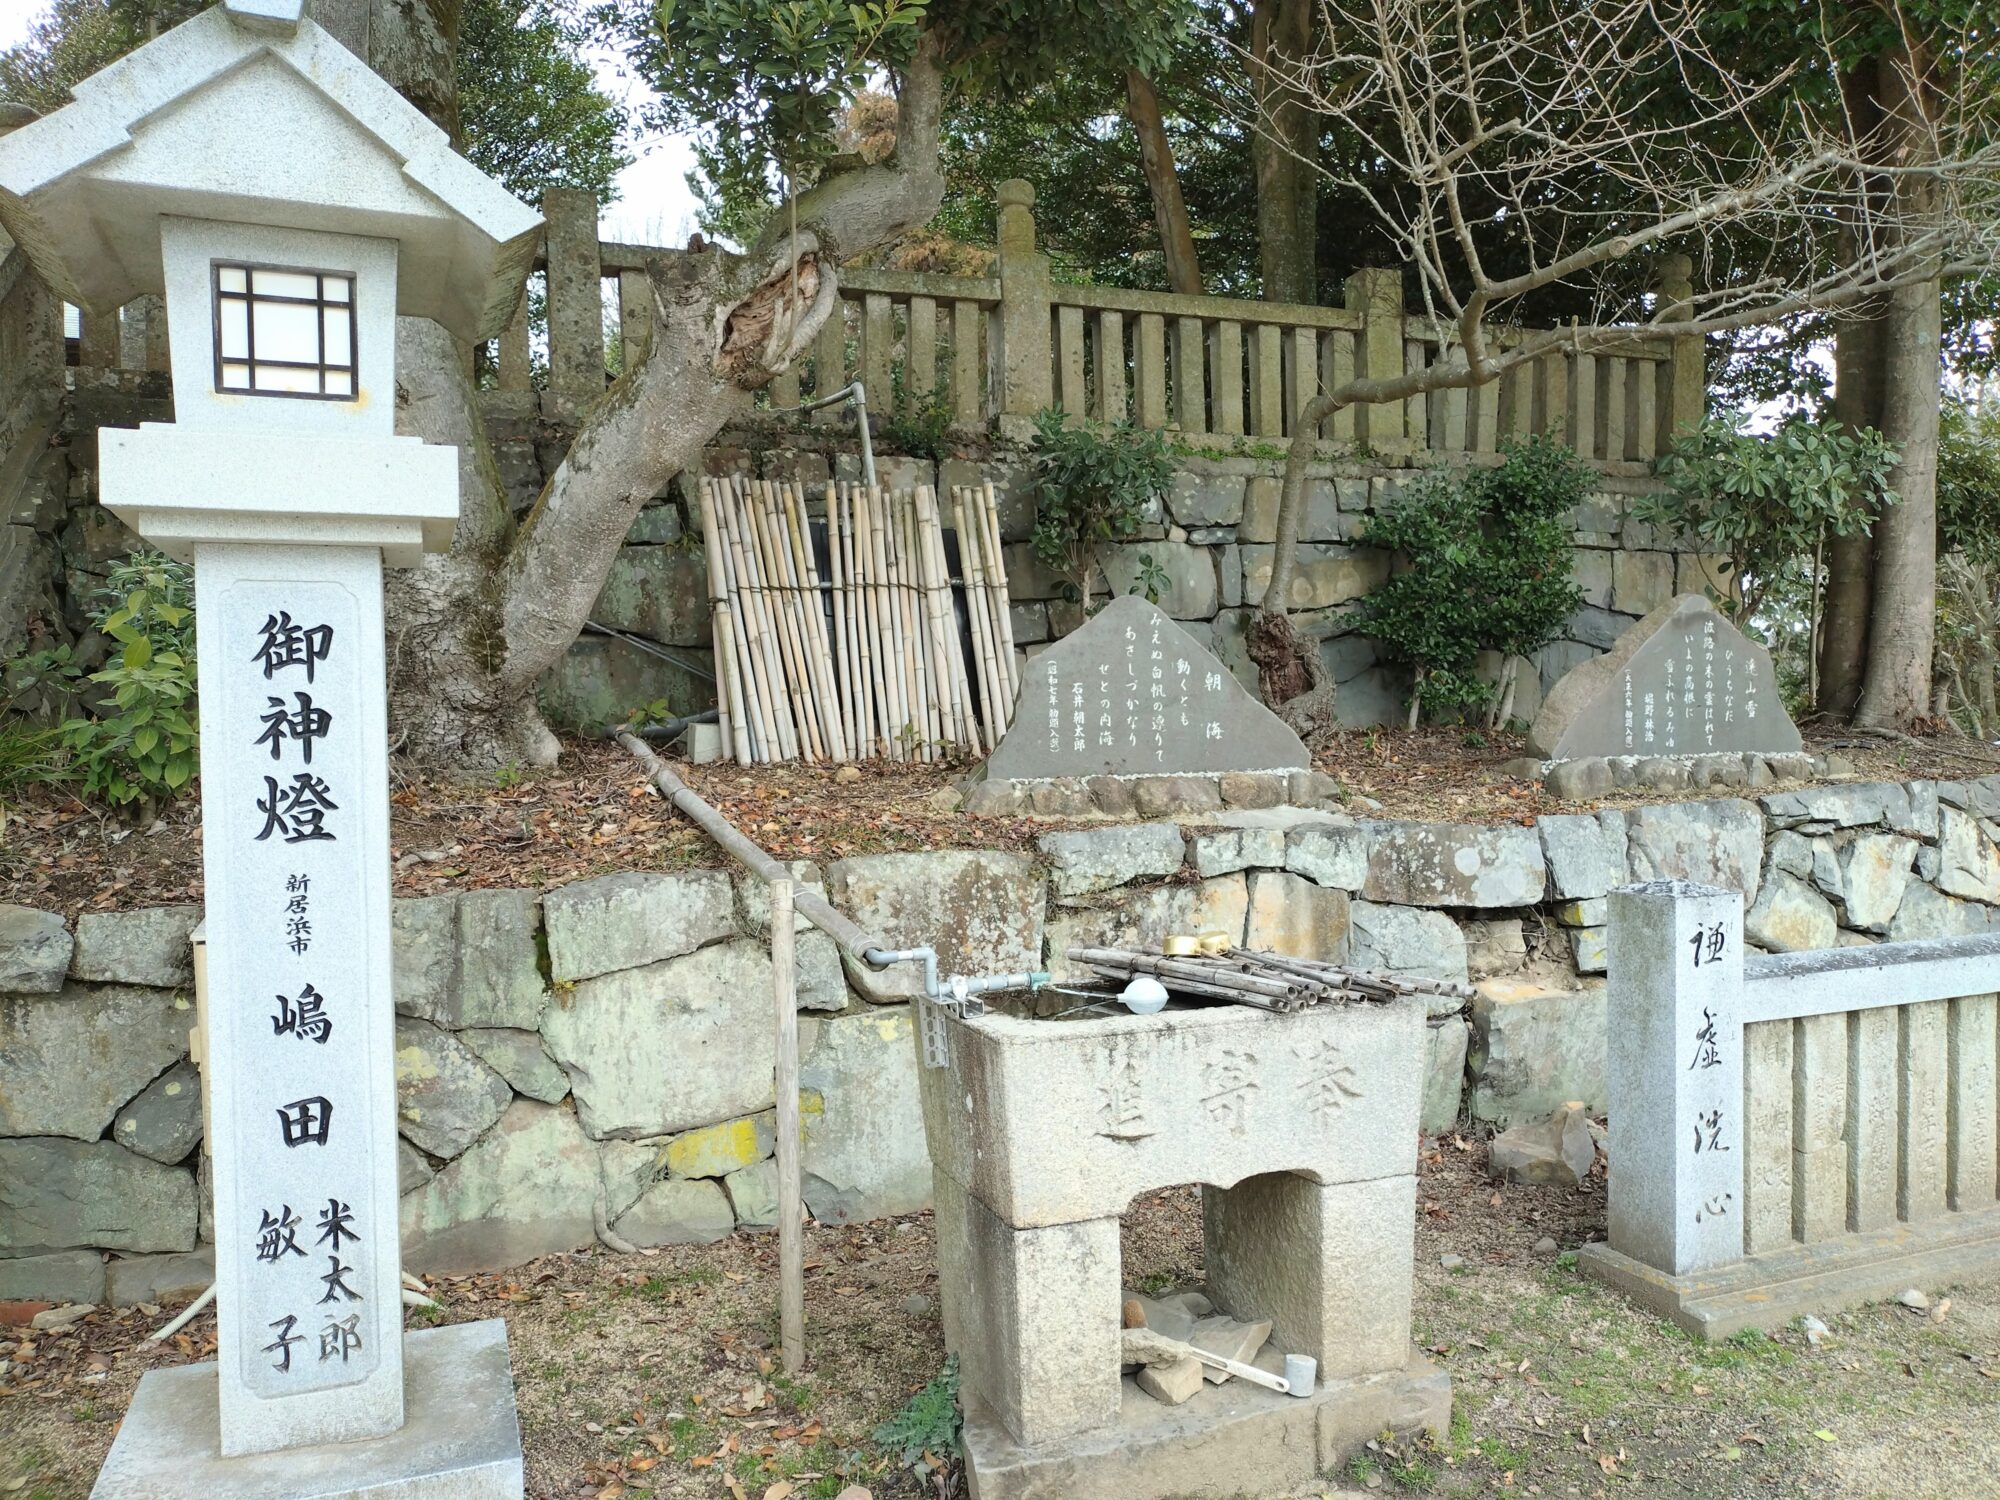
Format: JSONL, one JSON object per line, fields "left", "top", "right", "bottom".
{"left": 914, "top": 993, "right": 1424, "bottom": 1231}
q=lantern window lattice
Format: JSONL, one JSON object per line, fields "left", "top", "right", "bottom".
{"left": 213, "top": 262, "right": 357, "bottom": 399}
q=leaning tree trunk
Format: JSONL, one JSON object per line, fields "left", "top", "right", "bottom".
{"left": 1854, "top": 43, "right": 1943, "bottom": 734}
{"left": 345, "top": 0, "right": 947, "bottom": 767}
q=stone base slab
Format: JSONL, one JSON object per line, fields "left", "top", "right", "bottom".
{"left": 962, "top": 1352, "right": 1450, "bottom": 1500}
{"left": 90, "top": 1319, "right": 524, "bottom": 1498}
{"left": 963, "top": 770, "right": 1341, "bottom": 820}
{"left": 1579, "top": 1202, "right": 2000, "bottom": 1339}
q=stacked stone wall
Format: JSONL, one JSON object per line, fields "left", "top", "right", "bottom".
{"left": 8, "top": 773, "right": 2000, "bottom": 1304}
{"left": 10, "top": 383, "right": 1715, "bottom": 732}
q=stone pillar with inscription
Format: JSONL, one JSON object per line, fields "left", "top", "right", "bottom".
{"left": 0, "top": 3, "right": 539, "bottom": 1493}
{"left": 1603, "top": 881, "right": 1745, "bottom": 1277}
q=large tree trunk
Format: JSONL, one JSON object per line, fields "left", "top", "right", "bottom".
{"left": 344, "top": 0, "right": 946, "bottom": 767}
{"left": 1854, "top": 43, "right": 1943, "bottom": 733}
{"left": 1124, "top": 70, "right": 1204, "bottom": 296}
{"left": 1817, "top": 56, "right": 1888, "bottom": 720}
{"left": 1250, "top": 0, "right": 1317, "bottom": 304}
{"left": 1818, "top": 305, "right": 1885, "bottom": 717}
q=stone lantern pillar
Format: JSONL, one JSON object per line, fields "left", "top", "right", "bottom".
{"left": 0, "top": 3, "right": 539, "bottom": 1493}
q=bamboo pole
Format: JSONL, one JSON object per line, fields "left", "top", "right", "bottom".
{"left": 918, "top": 486, "right": 966, "bottom": 751}
{"left": 957, "top": 486, "right": 1007, "bottom": 749}
{"left": 726, "top": 478, "right": 791, "bottom": 762}
{"left": 709, "top": 480, "right": 771, "bottom": 762}
{"left": 845, "top": 484, "right": 879, "bottom": 758}
{"left": 697, "top": 481, "right": 749, "bottom": 764}
{"left": 894, "top": 492, "right": 936, "bottom": 760}
{"left": 724, "top": 479, "right": 796, "bottom": 761}
{"left": 749, "top": 481, "right": 823, "bottom": 761}
{"left": 862, "top": 485, "right": 906, "bottom": 759}
{"left": 842, "top": 484, "right": 878, "bottom": 758}
{"left": 771, "top": 877, "right": 805, "bottom": 1374}
{"left": 784, "top": 482, "right": 848, "bottom": 761}
{"left": 921, "top": 486, "right": 976, "bottom": 752}
{"left": 826, "top": 483, "right": 859, "bottom": 757}
{"left": 980, "top": 481, "right": 1020, "bottom": 713}
{"left": 952, "top": 488, "right": 998, "bottom": 753}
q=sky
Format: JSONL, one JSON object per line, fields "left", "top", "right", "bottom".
{"left": 0, "top": 2, "right": 704, "bottom": 247}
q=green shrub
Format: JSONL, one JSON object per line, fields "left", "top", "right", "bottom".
{"left": 1029, "top": 407, "right": 1173, "bottom": 610}
{"left": 1635, "top": 412, "right": 1898, "bottom": 622}
{"left": 1359, "top": 435, "right": 1588, "bottom": 728}
{"left": 60, "top": 550, "right": 200, "bottom": 808}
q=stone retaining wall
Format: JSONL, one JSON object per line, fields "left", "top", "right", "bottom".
{"left": 7, "top": 772, "right": 1998, "bottom": 1305}
{"left": 532, "top": 418, "right": 1717, "bottom": 733}
{"left": 9, "top": 377, "right": 1710, "bottom": 734}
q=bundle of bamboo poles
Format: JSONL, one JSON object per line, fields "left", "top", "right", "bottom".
{"left": 1065, "top": 945, "right": 1478, "bottom": 1014}
{"left": 697, "top": 476, "right": 1019, "bottom": 764}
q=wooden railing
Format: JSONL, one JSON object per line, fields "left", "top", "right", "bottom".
{"left": 497, "top": 180, "right": 1698, "bottom": 466}
{"left": 1580, "top": 880, "right": 2000, "bottom": 1338}
{"left": 32, "top": 178, "right": 1702, "bottom": 469}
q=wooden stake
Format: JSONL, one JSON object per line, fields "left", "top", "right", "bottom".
{"left": 770, "top": 877, "right": 805, "bottom": 1374}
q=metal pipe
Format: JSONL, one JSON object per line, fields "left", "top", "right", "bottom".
{"left": 762, "top": 379, "right": 876, "bottom": 489}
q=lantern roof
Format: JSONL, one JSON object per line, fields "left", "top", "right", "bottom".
{"left": 0, "top": 1, "right": 540, "bottom": 341}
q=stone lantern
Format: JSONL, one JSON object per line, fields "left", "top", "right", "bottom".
{"left": 0, "top": 3, "right": 539, "bottom": 1494}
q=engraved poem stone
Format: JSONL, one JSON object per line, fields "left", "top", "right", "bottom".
{"left": 985, "top": 595, "right": 1310, "bottom": 781}
{"left": 1528, "top": 595, "right": 1803, "bottom": 761}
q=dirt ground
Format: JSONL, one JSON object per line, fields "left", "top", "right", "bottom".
{"left": 7, "top": 1143, "right": 1998, "bottom": 1500}
{"left": 6, "top": 727, "right": 1997, "bottom": 921}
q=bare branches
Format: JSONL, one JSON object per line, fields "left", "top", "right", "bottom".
{"left": 1203, "top": 0, "right": 2000, "bottom": 618}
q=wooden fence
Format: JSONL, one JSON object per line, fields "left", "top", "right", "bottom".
{"left": 1580, "top": 881, "right": 2000, "bottom": 1338}
{"left": 502, "top": 181, "right": 1699, "bottom": 467}
{"left": 22, "top": 176, "right": 1702, "bottom": 468}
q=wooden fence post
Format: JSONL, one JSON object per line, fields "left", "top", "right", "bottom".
{"left": 618, "top": 269, "right": 653, "bottom": 374}
{"left": 542, "top": 187, "right": 605, "bottom": 406}
{"left": 1343, "top": 267, "right": 1404, "bottom": 449}
{"left": 991, "top": 179, "right": 1051, "bottom": 437}
{"left": 80, "top": 302, "right": 120, "bottom": 368}
{"left": 1604, "top": 881, "right": 1745, "bottom": 1277}
{"left": 498, "top": 285, "right": 532, "bottom": 392}
{"left": 1655, "top": 253, "right": 1704, "bottom": 448}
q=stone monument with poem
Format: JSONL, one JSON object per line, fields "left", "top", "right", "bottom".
{"left": 1527, "top": 594, "right": 1804, "bottom": 762}
{"left": 0, "top": 2, "right": 538, "bottom": 1493}
{"left": 983, "top": 594, "right": 1311, "bottom": 782}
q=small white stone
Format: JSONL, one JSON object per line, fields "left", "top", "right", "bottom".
{"left": 1439, "top": 1253, "right": 1466, "bottom": 1271}
{"left": 1895, "top": 1287, "right": 1930, "bottom": 1312}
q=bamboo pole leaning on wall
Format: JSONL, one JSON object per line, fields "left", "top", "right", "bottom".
{"left": 952, "top": 486, "right": 1001, "bottom": 753}
{"left": 697, "top": 479, "right": 1020, "bottom": 763}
